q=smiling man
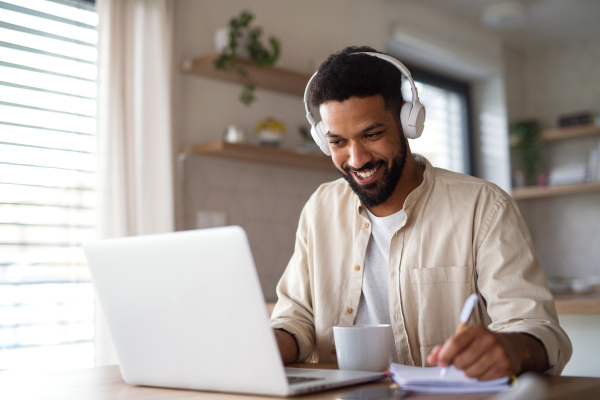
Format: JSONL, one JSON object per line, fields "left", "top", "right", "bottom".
{"left": 269, "top": 46, "right": 572, "bottom": 379}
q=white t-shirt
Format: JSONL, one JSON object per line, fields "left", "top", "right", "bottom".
{"left": 354, "top": 208, "right": 406, "bottom": 364}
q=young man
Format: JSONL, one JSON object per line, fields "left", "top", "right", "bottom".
{"left": 270, "top": 46, "right": 571, "bottom": 380}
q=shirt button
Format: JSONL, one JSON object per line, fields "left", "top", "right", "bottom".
{"left": 353, "top": 265, "right": 360, "bottom": 271}
{"left": 363, "top": 222, "right": 370, "bottom": 229}
{"left": 345, "top": 307, "right": 353, "bottom": 314}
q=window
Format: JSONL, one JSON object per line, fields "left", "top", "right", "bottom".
{"left": 0, "top": 0, "right": 97, "bottom": 370}
{"left": 401, "top": 65, "right": 473, "bottom": 175}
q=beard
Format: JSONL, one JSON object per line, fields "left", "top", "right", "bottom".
{"left": 335, "top": 139, "right": 407, "bottom": 209}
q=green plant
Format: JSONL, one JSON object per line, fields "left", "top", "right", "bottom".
{"left": 214, "top": 10, "right": 281, "bottom": 106}
{"left": 511, "top": 120, "right": 544, "bottom": 186}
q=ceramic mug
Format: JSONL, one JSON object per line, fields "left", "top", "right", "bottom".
{"left": 333, "top": 324, "right": 391, "bottom": 372}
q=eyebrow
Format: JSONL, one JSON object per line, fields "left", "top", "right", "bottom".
{"left": 325, "top": 122, "right": 386, "bottom": 138}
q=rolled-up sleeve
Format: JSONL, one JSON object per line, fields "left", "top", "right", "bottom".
{"left": 476, "top": 198, "right": 572, "bottom": 375}
{"left": 270, "top": 201, "right": 316, "bottom": 363}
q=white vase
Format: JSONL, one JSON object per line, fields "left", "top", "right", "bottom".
{"left": 214, "top": 27, "right": 249, "bottom": 59}
{"left": 214, "top": 27, "right": 229, "bottom": 54}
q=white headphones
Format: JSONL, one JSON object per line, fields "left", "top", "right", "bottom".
{"left": 303, "top": 52, "right": 426, "bottom": 156}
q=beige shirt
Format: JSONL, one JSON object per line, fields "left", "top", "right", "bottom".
{"left": 270, "top": 155, "right": 572, "bottom": 374}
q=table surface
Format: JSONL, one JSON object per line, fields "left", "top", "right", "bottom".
{"left": 1, "top": 363, "right": 599, "bottom": 400}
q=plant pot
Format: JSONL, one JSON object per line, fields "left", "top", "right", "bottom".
{"left": 257, "top": 130, "right": 283, "bottom": 148}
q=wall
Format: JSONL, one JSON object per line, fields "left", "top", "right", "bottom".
{"left": 172, "top": 0, "right": 511, "bottom": 298}
{"left": 504, "top": 40, "right": 600, "bottom": 280}
{"left": 181, "top": 156, "right": 338, "bottom": 301}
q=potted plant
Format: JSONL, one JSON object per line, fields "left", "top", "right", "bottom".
{"left": 510, "top": 120, "right": 544, "bottom": 186}
{"left": 213, "top": 11, "right": 281, "bottom": 106}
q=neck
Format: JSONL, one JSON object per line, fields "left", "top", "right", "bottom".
{"left": 367, "top": 148, "right": 424, "bottom": 217}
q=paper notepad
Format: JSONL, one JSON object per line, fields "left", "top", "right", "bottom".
{"left": 390, "top": 363, "right": 510, "bottom": 394}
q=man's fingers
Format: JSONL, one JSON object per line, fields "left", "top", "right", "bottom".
{"left": 427, "top": 345, "right": 441, "bottom": 365}
{"left": 453, "top": 331, "right": 498, "bottom": 371}
{"left": 463, "top": 344, "right": 510, "bottom": 380}
{"left": 437, "top": 325, "right": 479, "bottom": 367}
{"left": 477, "top": 362, "right": 511, "bottom": 381}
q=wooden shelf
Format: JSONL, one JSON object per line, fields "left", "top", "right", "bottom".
{"left": 182, "top": 140, "right": 334, "bottom": 172}
{"left": 181, "top": 53, "right": 312, "bottom": 98}
{"left": 510, "top": 124, "right": 600, "bottom": 147}
{"left": 542, "top": 124, "right": 600, "bottom": 141}
{"left": 512, "top": 182, "right": 600, "bottom": 200}
{"left": 554, "top": 293, "right": 600, "bottom": 315}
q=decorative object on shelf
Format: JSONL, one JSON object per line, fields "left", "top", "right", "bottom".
{"left": 570, "top": 278, "right": 593, "bottom": 294}
{"left": 513, "top": 170, "right": 525, "bottom": 188}
{"left": 547, "top": 277, "right": 573, "bottom": 294}
{"left": 558, "top": 111, "right": 599, "bottom": 128}
{"left": 255, "top": 117, "right": 286, "bottom": 148}
{"left": 213, "top": 10, "right": 281, "bottom": 106}
{"left": 549, "top": 163, "right": 587, "bottom": 186}
{"left": 223, "top": 125, "right": 246, "bottom": 144}
{"left": 297, "top": 125, "right": 320, "bottom": 154}
{"left": 586, "top": 141, "right": 600, "bottom": 182}
{"left": 511, "top": 120, "right": 544, "bottom": 186}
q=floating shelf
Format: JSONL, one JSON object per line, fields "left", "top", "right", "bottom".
{"left": 182, "top": 140, "right": 334, "bottom": 172}
{"left": 512, "top": 182, "right": 600, "bottom": 200}
{"left": 510, "top": 124, "right": 600, "bottom": 147}
{"left": 181, "top": 53, "right": 312, "bottom": 98}
{"left": 542, "top": 124, "right": 600, "bottom": 141}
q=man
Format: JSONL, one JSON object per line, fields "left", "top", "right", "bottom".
{"left": 270, "top": 46, "right": 571, "bottom": 380}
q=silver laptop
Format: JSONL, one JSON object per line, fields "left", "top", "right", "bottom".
{"left": 83, "top": 226, "right": 385, "bottom": 396}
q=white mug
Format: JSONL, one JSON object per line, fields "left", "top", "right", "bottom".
{"left": 333, "top": 324, "right": 391, "bottom": 372}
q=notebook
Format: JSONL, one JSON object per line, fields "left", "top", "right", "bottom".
{"left": 389, "top": 364, "right": 510, "bottom": 394}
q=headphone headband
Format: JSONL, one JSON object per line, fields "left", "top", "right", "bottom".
{"left": 303, "top": 52, "right": 419, "bottom": 116}
{"left": 304, "top": 52, "right": 426, "bottom": 156}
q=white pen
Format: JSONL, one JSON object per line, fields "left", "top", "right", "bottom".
{"left": 439, "top": 294, "right": 479, "bottom": 379}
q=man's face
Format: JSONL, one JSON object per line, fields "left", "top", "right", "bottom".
{"left": 319, "top": 95, "right": 407, "bottom": 209}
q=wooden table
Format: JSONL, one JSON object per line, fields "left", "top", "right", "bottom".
{"left": 1, "top": 363, "right": 599, "bottom": 400}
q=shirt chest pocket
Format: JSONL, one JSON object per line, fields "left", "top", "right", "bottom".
{"left": 409, "top": 266, "right": 475, "bottom": 348}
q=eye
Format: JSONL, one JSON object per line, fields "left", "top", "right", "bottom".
{"left": 365, "top": 131, "right": 382, "bottom": 139}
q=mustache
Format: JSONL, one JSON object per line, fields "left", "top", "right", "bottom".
{"left": 343, "top": 159, "right": 385, "bottom": 173}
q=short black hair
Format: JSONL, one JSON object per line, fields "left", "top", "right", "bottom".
{"left": 309, "top": 46, "right": 404, "bottom": 124}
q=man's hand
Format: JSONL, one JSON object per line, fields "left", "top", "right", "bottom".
{"left": 426, "top": 324, "right": 549, "bottom": 381}
{"left": 274, "top": 329, "right": 299, "bottom": 364}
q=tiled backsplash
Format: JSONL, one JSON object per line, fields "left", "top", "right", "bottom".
{"left": 181, "top": 155, "right": 339, "bottom": 301}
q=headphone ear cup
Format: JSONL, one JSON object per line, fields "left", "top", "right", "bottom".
{"left": 312, "top": 121, "right": 331, "bottom": 156}
{"left": 410, "top": 104, "right": 426, "bottom": 139}
{"left": 400, "top": 102, "right": 416, "bottom": 139}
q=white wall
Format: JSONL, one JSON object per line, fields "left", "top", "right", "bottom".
{"left": 504, "top": 40, "right": 600, "bottom": 378}
{"left": 504, "top": 40, "right": 600, "bottom": 280}
{"left": 173, "top": 0, "right": 512, "bottom": 228}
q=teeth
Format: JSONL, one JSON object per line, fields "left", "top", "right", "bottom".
{"left": 356, "top": 167, "right": 377, "bottom": 178}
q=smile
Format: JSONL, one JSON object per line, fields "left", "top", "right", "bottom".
{"left": 351, "top": 165, "right": 380, "bottom": 183}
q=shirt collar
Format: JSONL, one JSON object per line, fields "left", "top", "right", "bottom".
{"left": 354, "top": 154, "right": 434, "bottom": 217}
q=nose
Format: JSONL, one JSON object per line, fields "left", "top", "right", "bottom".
{"left": 347, "top": 141, "right": 373, "bottom": 170}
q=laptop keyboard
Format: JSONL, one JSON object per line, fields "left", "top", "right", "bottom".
{"left": 287, "top": 376, "right": 325, "bottom": 385}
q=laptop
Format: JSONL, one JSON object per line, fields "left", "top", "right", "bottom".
{"left": 83, "top": 226, "right": 385, "bottom": 396}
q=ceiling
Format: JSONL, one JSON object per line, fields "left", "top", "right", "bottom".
{"left": 404, "top": 0, "right": 600, "bottom": 49}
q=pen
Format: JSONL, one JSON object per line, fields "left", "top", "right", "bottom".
{"left": 439, "top": 294, "right": 478, "bottom": 379}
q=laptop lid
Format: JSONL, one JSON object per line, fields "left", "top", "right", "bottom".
{"left": 83, "top": 226, "right": 290, "bottom": 396}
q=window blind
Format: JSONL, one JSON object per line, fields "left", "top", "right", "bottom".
{"left": 401, "top": 77, "right": 470, "bottom": 175}
{"left": 0, "top": 0, "right": 97, "bottom": 370}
